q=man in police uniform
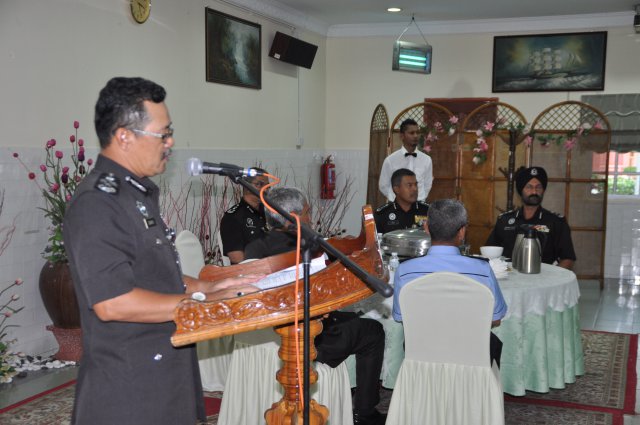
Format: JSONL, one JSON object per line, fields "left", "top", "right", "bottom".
{"left": 63, "top": 77, "right": 259, "bottom": 425}
{"left": 393, "top": 199, "right": 507, "bottom": 366}
{"left": 374, "top": 168, "right": 429, "bottom": 234}
{"left": 485, "top": 166, "right": 576, "bottom": 270}
{"left": 220, "top": 170, "right": 268, "bottom": 264}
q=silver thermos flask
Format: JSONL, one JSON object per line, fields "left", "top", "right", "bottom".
{"left": 519, "top": 228, "right": 541, "bottom": 274}
{"left": 511, "top": 233, "right": 524, "bottom": 271}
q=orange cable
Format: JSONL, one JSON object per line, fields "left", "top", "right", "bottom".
{"left": 259, "top": 173, "right": 305, "bottom": 411}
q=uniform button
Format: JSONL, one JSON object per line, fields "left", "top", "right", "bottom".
{"left": 155, "top": 238, "right": 162, "bottom": 245}
{"left": 154, "top": 353, "right": 163, "bottom": 361}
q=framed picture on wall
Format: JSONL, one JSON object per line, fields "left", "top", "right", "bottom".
{"left": 492, "top": 31, "right": 607, "bottom": 93}
{"left": 205, "top": 8, "right": 261, "bottom": 89}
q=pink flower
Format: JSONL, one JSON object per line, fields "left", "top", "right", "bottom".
{"left": 62, "top": 166, "right": 69, "bottom": 174}
{"left": 12, "top": 153, "right": 18, "bottom": 158}
{"left": 564, "top": 138, "right": 577, "bottom": 151}
{"left": 69, "top": 135, "right": 76, "bottom": 143}
{"left": 87, "top": 158, "right": 93, "bottom": 166}
{"left": 28, "top": 172, "right": 36, "bottom": 180}
{"left": 66, "top": 194, "right": 72, "bottom": 202}
{"left": 524, "top": 135, "right": 533, "bottom": 146}
{"left": 74, "top": 121, "right": 80, "bottom": 129}
{"left": 11, "top": 294, "right": 19, "bottom": 301}
{"left": 484, "top": 122, "right": 495, "bottom": 131}
{"left": 14, "top": 278, "right": 23, "bottom": 285}
{"left": 479, "top": 140, "right": 489, "bottom": 151}
{"left": 423, "top": 145, "right": 432, "bottom": 153}
{"left": 78, "top": 152, "right": 85, "bottom": 162}
{"left": 61, "top": 174, "right": 69, "bottom": 184}
{"left": 79, "top": 146, "right": 85, "bottom": 153}
{"left": 55, "top": 151, "right": 63, "bottom": 159}
{"left": 594, "top": 120, "right": 604, "bottom": 130}
{"left": 434, "top": 122, "right": 443, "bottom": 130}
{"left": 4, "top": 311, "right": 12, "bottom": 318}
{"left": 449, "top": 116, "right": 459, "bottom": 124}
{"left": 78, "top": 139, "right": 84, "bottom": 146}
{"left": 46, "top": 139, "right": 56, "bottom": 148}
{"left": 39, "top": 164, "right": 46, "bottom": 172}
{"left": 50, "top": 183, "right": 60, "bottom": 193}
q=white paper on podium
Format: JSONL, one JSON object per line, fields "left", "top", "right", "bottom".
{"left": 254, "top": 254, "right": 328, "bottom": 290}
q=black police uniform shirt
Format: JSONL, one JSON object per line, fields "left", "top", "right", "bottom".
{"left": 374, "top": 201, "right": 429, "bottom": 234}
{"left": 220, "top": 198, "right": 267, "bottom": 255}
{"left": 485, "top": 206, "right": 577, "bottom": 265}
{"left": 63, "top": 155, "right": 205, "bottom": 425}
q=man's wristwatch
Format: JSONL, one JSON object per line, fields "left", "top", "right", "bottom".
{"left": 191, "top": 291, "right": 206, "bottom": 301}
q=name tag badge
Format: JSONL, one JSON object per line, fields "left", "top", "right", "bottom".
{"left": 144, "top": 218, "right": 157, "bottom": 229}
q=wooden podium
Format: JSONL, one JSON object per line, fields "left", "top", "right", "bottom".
{"left": 172, "top": 205, "right": 387, "bottom": 424}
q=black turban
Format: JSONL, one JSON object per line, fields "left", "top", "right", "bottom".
{"left": 515, "top": 166, "right": 548, "bottom": 195}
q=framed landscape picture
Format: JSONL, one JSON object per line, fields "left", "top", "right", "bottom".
{"left": 492, "top": 31, "right": 607, "bottom": 93}
{"left": 205, "top": 8, "right": 261, "bottom": 89}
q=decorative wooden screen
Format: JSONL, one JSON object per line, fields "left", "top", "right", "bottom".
{"left": 460, "top": 102, "right": 528, "bottom": 252}
{"left": 367, "top": 104, "right": 389, "bottom": 209}
{"left": 389, "top": 102, "right": 457, "bottom": 202}
{"left": 530, "top": 101, "right": 611, "bottom": 283}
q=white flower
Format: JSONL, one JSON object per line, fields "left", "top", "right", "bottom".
{"left": 448, "top": 127, "right": 455, "bottom": 136}
{"left": 472, "top": 156, "right": 482, "bottom": 165}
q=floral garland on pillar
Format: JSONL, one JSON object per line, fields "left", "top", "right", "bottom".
{"left": 473, "top": 118, "right": 604, "bottom": 165}
{"left": 420, "top": 115, "right": 459, "bottom": 153}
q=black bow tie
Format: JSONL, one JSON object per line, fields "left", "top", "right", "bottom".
{"left": 405, "top": 152, "right": 417, "bottom": 158}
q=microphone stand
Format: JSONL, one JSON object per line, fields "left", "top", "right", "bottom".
{"left": 227, "top": 171, "right": 393, "bottom": 425}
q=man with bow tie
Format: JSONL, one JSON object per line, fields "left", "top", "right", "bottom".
{"left": 378, "top": 118, "right": 432, "bottom": 202}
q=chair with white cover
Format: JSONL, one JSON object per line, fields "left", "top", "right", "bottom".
{"left": 386, "top": 272, "right": 504, "bottom": 425}
{"left": 174, "top": 230, "right": 234, "bottom": 391}
{"left": 218, "top": 327, "right": 354, "bottom": 425}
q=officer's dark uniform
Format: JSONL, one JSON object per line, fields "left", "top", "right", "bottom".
{"left": 64, "top": 155, "right": 205, "bottom": 425}
{"left": 220, "top": 198, "right": 267, "bottom": 256}
{"left": 485, "top": 206, "right": 576, "bottom": 265}
{"left": 374, "top": 201, "right": 429, "bottom": 234}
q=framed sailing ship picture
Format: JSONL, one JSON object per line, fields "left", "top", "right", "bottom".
{"left": 492, "top": 32, "right": 607, "bottom": 93}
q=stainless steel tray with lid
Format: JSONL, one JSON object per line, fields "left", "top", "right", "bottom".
{"left": 380, "top": 228, "right": 431, "bottom": 258}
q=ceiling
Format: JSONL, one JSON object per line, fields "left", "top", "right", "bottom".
{"left": 273, "top": 0, "right": 638, "bottom": 26}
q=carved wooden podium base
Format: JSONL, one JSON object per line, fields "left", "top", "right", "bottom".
{"left": 265, "top": 319, "right": 329, "bottom": 425}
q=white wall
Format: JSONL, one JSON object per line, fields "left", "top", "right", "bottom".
{"left": 324, "top": 27, "right": 640, "bottom": 149}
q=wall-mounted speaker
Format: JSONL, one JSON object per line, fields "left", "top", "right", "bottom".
{"left": 268, "top": 31, "right": 318, "bottom": 69}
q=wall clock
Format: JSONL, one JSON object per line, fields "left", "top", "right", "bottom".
{"left": 130, "top": 0, "right": 151, "bottom": 24}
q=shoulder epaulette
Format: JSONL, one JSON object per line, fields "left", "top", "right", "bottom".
{"left": 498, "top": 208, "right": 517, "bottom": 218}
{"left": 225, "top": 203, "right": 241, "bottom": 214}
{"left": 417, "top": 200, "right": 429, "bottom": 207}
{"left": 550, "top": 210, "right": 565, "bottom": 218}
{"left": 375, "top": 202, "right": 392, "bottom": 213}
{"left": 94, "top": 173, "right": 119, "bottom": 195}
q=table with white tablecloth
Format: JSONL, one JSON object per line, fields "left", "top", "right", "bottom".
{"left": 493, "top": 263, "right": 584, "bottom": 396}
{"left": 344, "top": 263, "right": 584, "bottom": 394}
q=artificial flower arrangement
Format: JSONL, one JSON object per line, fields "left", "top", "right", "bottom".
{"left": 13, "top": 121, "right": 93, "bottom": 263}
{"left": 0, "top": 278, "right": 24, "bottom": 383}
{"left": 420, "top": 115, "right": 459, "bottom": 153}
{"left": 473, "top": 117, "right": 604, "bottom": 165}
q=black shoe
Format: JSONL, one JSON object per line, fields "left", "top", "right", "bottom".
{"left": 353, "top": 409, "right": 387, "bottom": 425}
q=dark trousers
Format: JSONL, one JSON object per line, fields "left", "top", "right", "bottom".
{"left": 490, "top": 332, "right": 503, "bottom": 368}
{"left": 315, "top": 312, "right": 385, "bottom": 415}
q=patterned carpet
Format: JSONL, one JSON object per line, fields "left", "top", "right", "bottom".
{"left": 0, "top": 331, "right": 636, "bottom": 424}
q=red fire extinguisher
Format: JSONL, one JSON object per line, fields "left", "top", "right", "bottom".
{"left": 320, "top": 155, "right": 336, "bottom": 199}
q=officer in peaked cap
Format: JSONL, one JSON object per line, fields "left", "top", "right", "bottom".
{"left": 485, "top": 166, "right": 576, "bottom": 270}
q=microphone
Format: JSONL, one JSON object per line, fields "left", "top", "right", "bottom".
{"left": 186, "top": 158, "right": 262, "bottom": 178}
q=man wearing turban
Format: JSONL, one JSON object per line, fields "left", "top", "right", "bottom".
{"left": 485, "top": 166, "right": 576, "bottom": 270}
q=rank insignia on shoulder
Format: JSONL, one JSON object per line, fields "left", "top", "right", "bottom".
{"left": 375, "top": 203, "right": 390, "bottom": 213}
{"left": 125, "top": 175, "right": 150, "bottom": 195}
{"left": 95, "top": 173, "right": 119, "bottom": 194}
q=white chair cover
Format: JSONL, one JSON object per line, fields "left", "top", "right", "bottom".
{"left": 175, "top": 230, "right": 234, "bottom": 391}
{"left": 218, "top": 328, "right": 354, "bottom": 425}
{"left": 386, "top": 272, "right": 504, "bottom": 425}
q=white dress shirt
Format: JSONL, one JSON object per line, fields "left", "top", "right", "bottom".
{"left": 378, "top": 146, "right": 433, "bottom": 201}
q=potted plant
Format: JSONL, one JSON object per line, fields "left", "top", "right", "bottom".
{"left": 13, "top": 121, "right": 93, "bottom": 361}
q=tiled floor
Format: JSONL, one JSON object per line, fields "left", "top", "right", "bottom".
{"left": 3, "top": 277, "right": 640, "bottom": 422}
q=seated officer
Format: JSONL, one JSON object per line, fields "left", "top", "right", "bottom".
{"left": 374, "top": 168, "right": 429, "bottom": 234}
{"left": 485, "top": 166, "right": 576, "bottom": 270}
{"left": 219, "top": 169, "right": 268, "bottom": 264}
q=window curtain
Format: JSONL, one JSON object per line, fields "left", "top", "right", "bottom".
{"left": 582, "top": 94, "right": 640, "bottom": 152}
